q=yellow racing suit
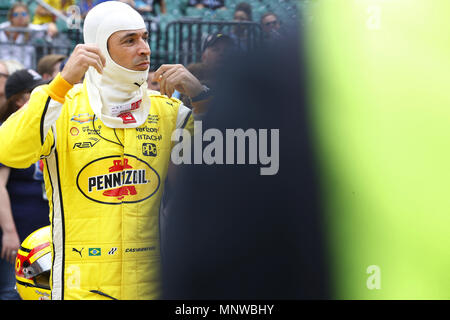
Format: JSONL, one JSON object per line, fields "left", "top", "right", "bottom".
{"left": 0, "top": 74, "right": 193, "bottom": 300}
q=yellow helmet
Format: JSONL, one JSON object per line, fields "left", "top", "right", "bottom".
{"left": 15, "top": 226, "right": 51, "bottom": 300}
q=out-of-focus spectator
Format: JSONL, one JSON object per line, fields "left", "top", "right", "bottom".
{"left": 0, "top": 62, "right": 9, "bottom": 113}
{"left": 187, "top": 0, "right": 226, "bottom": 10}
{"left": 177, "top": 33, "right": 233, "bottom": 116}
{"left": 177, "top": 62, "right": 211, "bottom": 116}
{"left": 186, "top": 62, "right": 211, "bottom": 84}
{"left": 201, "top": 32, "right": 234, "bottom": 71}
{"left": 84, "top": 0, "right": 154, "bottom": 17}
{"left": 260, "top": 12, "right": 281, "bottom": 40}
{"left": 147, "top": 69, "right": 160, "bottom": 91}
{"left": 162, "top": 28, "right": 330, "bottom": 299}
{"left": 79, "top": 0, "right": 95, "bottom": 18}
{"left": 0, "top": 68, "right": 49, "bottom": 300}
{"left": 0, "top": 60, "right": 24, "bottom": 111}
{"left": 0, "top": 3, "right": 57, "bottom": 68}
{"left": 233, "top": 2, "right": 252, "bottom": 21}
{"left": 135, "top": 0, "right": 166, "bottom": 15}
{"left": 2, "top": 60, "right": 24, "bottom": 74}
{"left": 37, "top": 54, "right": 66, "bottom": 81}
{"left": 117, "top": 0, "right": 135, "bottom": 7}
{"left": 0, "top": 69, "right": 47, "bottom": 122}
{"left": 32, "top": 0, "right": 74, "bottom": 25}
{"left": 229, "top": 2, "right": 252, "bottom": 50}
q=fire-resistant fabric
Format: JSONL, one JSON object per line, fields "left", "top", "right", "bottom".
{"left": 0, "top": 73, "right": 193, "bottom": 299}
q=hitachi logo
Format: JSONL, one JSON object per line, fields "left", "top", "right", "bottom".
{"left": 88, "top": 169, "right": 148, "bottom": 192}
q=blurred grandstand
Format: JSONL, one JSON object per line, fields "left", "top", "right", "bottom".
{"left": 0, "top": 0, "right": 307, "bottom": 69}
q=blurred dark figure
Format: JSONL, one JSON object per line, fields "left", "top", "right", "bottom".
{"left": 178, "top": 33, "right": 235, "bottom": 116}
{"left": 0, "top": 69, "right": 49, "bottom": 300}
{"left": 147, "top": 68, "right": 160, "bottom": 91}
{"left": 162, "top": 24, "right": 329, "bottom": 299}
{"left": 201, "top": 32, "right": 235, "bottom": 72}
{"left": 37, "top": 54, "right": 66, "bottom": 81}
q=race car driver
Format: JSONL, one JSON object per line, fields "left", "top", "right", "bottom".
{"left": 0, "top": 1, "right": 206, "bottom": 299}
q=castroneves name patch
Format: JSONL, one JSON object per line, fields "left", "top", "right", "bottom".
{"left": 76, "top": 155, "right": 160, "bottom": 204}
{"left": 125, "top": 246, "right": 155, "bottom": 253}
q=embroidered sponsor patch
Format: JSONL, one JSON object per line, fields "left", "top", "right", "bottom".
{"left": 70, "top": 127, "right": 79, "bottom": 136}
{"left": 76, "top": 155, "right": 160, "bottom": 204}
{"left": 71, "top": 113, "right": 95, "bottom": 123}
{"left": 111, "top": 99, "right": 142, "bottom": 117}
{"left": 118, "top": 112, "right": 136, "bottom": 124}
{"left": 142, "top": 143, "right": 157, "bottom": 157}
{"left": 88, "top": 248, "right": 101, "bottom": 256}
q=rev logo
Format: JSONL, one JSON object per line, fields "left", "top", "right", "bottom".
{"left": 142, "top": 143, "right": 157, "bottom": 157}
{"left": 73, "top": 137, "right": 100, "bottom": 149}
{"left": 76, "top": 155, "right": 160, "bottom": 204}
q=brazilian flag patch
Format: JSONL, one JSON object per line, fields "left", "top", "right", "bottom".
{"left": 89, "top": 248, "right": 101, "bottom": 256}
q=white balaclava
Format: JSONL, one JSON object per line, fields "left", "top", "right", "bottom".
{"left": 83, "top": 1, "right": 150, "bottom": 128}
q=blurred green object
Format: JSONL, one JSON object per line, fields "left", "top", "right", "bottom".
{"left": 308, "top": 0, "right": 450, "bottom": 299}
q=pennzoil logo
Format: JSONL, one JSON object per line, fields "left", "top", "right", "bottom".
{"left": 71, "top": 113, "right": 95, "bottom": 124}
{"left": 76, "top": 155, "right": 160, "bottom": 204}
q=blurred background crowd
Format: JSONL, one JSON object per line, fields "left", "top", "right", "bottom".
{"left": 0, "top": 0, "right": 303, "bottom": 70}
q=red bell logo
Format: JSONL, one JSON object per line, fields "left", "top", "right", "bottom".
{"left": 103, "top": 159, "right": 137, "bottom": 200}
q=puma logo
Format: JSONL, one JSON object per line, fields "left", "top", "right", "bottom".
{"left": 72, "top": 247, "right": 84, "bottom": 258}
